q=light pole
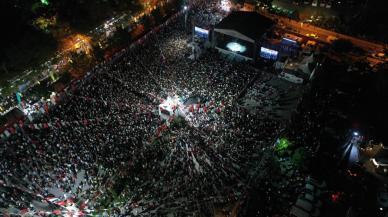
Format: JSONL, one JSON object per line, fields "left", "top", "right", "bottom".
{"left": 184, "top": 5, "right": 188, "bottom": 32}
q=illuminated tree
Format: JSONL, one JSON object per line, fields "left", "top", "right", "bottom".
{"left": 40, "top": 0, "right": 49, "bottom": 6}
{"left": 32, "top": 16, "right": 56, "bottom": 33}
{"left": 275, "top": 137, "right": 291, "bottom": 156}
{"left": 291, "top": 147, "right": 307, "bottom": 167}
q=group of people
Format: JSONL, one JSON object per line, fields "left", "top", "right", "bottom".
{"left": 0, "top": 1, "right": 298, "bottom": 217}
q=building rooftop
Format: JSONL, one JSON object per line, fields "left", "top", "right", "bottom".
{"left": 215, "top": 11, "right": 275, "bottom": 41}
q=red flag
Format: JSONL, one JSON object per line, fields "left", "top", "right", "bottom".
{"left": 21, "top": 208, "right": 29, "bottom": 214}
{"left": 79, "top": 202, "right": 87, "bottom": 209}
{"left": 44, "top": 103, "right": 49, "bottom": 113}
{"left": 56, "top": 201, "right": 66, "bottom": 206}
{"left": 53, "top": 210, "right": 61, "bottom": 215}
{"left": 9, "top": 127, "right": 16, "bottom": 134}
{"left": 167, "top": 116, "right": 172, "bottom": 122}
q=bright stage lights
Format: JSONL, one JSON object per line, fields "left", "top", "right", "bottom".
{"left": 41, "top": 0, "right": 49, "bottom": 6}
{"left": 226, "top": 42, "right": 246, "bottom": 53}
{"left": 221, "top": 0, "right": 231, "bottom": 11}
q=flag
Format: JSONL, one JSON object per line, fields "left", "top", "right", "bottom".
{"left": 53, "top": 210, "right": 61, "bottom": 215}
{"left": 18, "top": 120, "right": 24, "bottom": 129}
{"left": 9, "top": 127, "right": 16, "bottom": 134}
{"left": 16, "top": 92, "right": 22, "bottom": 105}
{"left": 27, "top": 114, "right": 34, "bottom": 122}
{"left": 56, "top": 121, "right": 61, "bottom": 128}
{"left": 44, "top": 103, "right": 49, "bottom": 113}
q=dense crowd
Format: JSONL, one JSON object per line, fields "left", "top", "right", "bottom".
{"left": 0, "top": 2, "right": 292, "bottom": 217}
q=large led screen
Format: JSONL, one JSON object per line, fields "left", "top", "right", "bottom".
{"left": 260, "top": 47, "right": 278, "bottom": 60}
{"left": 216, "top": 33, "right": 254, "bottom": 58}
{"left": 194, "top": 27, "right": 209, "bottom": 39}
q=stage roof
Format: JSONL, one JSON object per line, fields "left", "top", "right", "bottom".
{"left": 214, "top": 11, "right": 274, "bottom": 42}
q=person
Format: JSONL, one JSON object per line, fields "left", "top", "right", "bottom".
{"left": 0, "top": 1, "right": 296, "bottom": 216}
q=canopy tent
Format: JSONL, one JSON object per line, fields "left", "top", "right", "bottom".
{"left": 299, "top": 54, "right": 315, "bottom": 74}
{"left": 290, "top": 206, "right": 310, "bottom": 217}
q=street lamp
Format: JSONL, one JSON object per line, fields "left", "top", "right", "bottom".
{"left": 184, "top": 5, "right": 188, "bottom": 32}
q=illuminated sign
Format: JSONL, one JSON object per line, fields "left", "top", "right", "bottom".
{"left": 282, "top": 38, "right": 297, "bottom": 44}
{"left": 260, "top": 47, "right": 278, "bottom": 60}
{"left": 221, "top": 0, "right": 231, "bottom": 12}
{"left": 194, "top": 27, "right": 209, "bottom": 40}
{"left": 226, "top": 42, "right": 247, "bottom": 53}
{"left": 194, "top": 27, "right": 209, "bottom": 35}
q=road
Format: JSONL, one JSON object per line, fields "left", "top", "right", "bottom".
{"left": 272, "top": 0, "right": 339, "bottom": 19}
{"left": 263, "top": 11, "right": 386, "bottom": 52}
{"left": 1, "top": 0, "right": 172, "bottom": 98}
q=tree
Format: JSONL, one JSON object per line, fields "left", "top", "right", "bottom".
{"left": 140, "top": 14, "right": 153, "bottom": 30}
{"left": 275, "top": 137, "right": 292, "bottom": 156}
{"left": 254, "top": 0, "right": 273, "bottom": 7}
{"left": 151, "top": 6, "right": 163, "bottom": 21}
{"left": 291, "top": 147, "right": 307, "bottom": 167}
{"left": 111, "top": 27, "right": 132, "bottom": 48}
{"left": 332, "top": 39, "right": 353, "bottom": 53}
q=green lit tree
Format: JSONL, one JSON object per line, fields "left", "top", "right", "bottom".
{"left": 291, "top": 147, "right": 307, "bottom": 167}
{"left": 275, "top": 137, "right": 292, "bottom": 156}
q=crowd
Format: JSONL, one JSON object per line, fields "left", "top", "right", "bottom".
{"left": 191, "top": 0, "right": 224, "bottom": 29}
{"left": 0, "top": 1, "right": 293, "bottom": 216}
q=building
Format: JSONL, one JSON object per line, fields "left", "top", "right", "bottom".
{"left": 213, "top": 11, "right": 275, "bottom": 61}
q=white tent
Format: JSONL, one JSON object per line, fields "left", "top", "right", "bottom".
{"left": 290, "top": 206, "right": 310, "bottom": 217}
{"left": 296, "top": 198, "right": 313, "bottom": 212}
{"left": 299, "top": 62, "right": 311, "bottom": 74}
